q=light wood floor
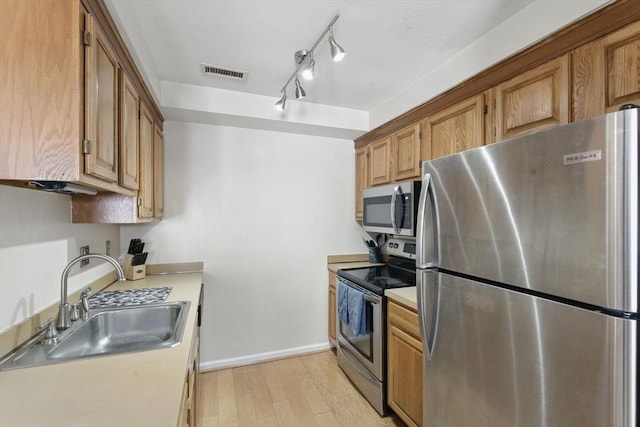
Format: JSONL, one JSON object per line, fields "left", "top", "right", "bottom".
{"left": 198, "top": 350, "right": 406, "bottom": 427}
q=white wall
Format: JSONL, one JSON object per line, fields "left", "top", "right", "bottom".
{"left": 120, "top": 121, "right": 367, "bottom": 367}
{"left": 0, "top": 185, "right": 120, "bottom": 333}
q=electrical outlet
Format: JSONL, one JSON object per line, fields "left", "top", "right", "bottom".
{"left": 106, "top": 240, "right": 111, "bottom": 256}
{"left": 80, "top": 245, "right": 90, "bottom": 267}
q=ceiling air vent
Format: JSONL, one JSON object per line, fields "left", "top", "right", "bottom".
{"left": 200, "top": 63, "right": 248, "bottom": 81}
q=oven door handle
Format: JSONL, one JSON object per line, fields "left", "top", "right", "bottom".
{"left": 364, "top": 294, "right": 379, "bottom": 304}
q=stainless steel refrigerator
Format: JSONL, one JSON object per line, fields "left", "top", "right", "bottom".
{"left": 416, "top": 108, "right": 638, "bottom": 426}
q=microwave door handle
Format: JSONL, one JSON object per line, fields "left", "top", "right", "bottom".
{"left": 390, "top": 185, "right": 400, "bottom": 233}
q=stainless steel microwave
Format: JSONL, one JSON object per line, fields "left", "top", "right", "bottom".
{"left": 362, "top": 180, "right": 421, "bottom": 236}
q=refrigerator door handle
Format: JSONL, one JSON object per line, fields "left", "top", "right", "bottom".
{"left": 416, "top": 172, "right": 437, "bottom": 269}
{"left": 417, "top": 271, "right": 440, "bottom": 361}
{"left": 390, "top": 185, "right": 400, "bottom": 233}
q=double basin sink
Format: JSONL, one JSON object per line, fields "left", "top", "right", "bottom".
{"left": 0, "top": 300, "right": 190, "bottom": 371}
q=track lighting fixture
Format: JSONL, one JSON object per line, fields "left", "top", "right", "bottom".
{"left": 294, "top": 78, "right": 306, "bottom": 99}
{"left": 329, "top": 29, "right": 345, "bottom": 62}
{"left": 275, "top": 92, "right": 287, "bottom": 111}
{"left": 274, "top": 14, "right": 345, "bottom": 111}
{"left": 300, "top": 53, "right": 315, "bottom": 81}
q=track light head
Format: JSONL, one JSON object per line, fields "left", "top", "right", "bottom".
{"left": 294, "top": 78, "right": 306, "bottom": 99}
{"left": 329, "top": 29, "right": 345, "bottom": 62}
{"left": 301, "top": 55, "right": 315, "bottom": 80}
{"left": 275, "top": 92, "right": 287, "bottom": 111}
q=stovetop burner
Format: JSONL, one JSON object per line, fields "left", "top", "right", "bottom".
{"left": 337, "top": 255, "right": 416, "bottom": 295}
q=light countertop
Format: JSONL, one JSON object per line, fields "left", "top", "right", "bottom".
{"left": 385, "top": 286, "right": 417, "bottom": 311}
{"left": 327, "top": 253, "right": 385, "bottom": 273}
{"left": 0, "top": 271, "right": 203, "bottom": 427}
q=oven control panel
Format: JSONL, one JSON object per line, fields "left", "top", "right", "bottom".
{"left": 387, "top": 237, "right": 416, "bottom": 259}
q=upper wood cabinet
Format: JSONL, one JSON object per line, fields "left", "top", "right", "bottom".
{"left": 1, "top": 1, "right": 84, "bottom": 183}
{"left": 138, "top": 102, "right": 155, "bottom": 219}
{"left": 119, "top": 70, "right": 140, "bottom": 190}
{"left": 72, "top": 111, "right": 164, "bottom": 223}
{"left": 392, "top": 123, "right": 421, "bottom": 181}
{"left": 573, "top": 20, "right": 640, "bottom": 121}
{"left": 369, "top": 137, "right": 392, "bottom": 186}
{"left": 153, "top": 124, "right": 165, "bottom": 218}
{"left": 494, "top": 55, "right": 570, "bottom": 141}
{"left": 1, "top": 0, "right": 164, "bottom": 216}
{"left": 355, "top": 146, "right": 369, "bottom": 221}
{"left": 84, "top": 12, "right": 119, "bottom": 183}
{"left": 425, "top": 94, "right": 485, "bottom": 159}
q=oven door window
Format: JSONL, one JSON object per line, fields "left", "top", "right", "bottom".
{"left": 339, "top": 301, "right": 374, "bottom": 362}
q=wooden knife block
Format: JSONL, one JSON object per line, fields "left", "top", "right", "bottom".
{"left": 123, "top": 253, "right": 146, "bottom": 281}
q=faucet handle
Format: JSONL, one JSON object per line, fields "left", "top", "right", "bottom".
{"left": 80, "top": 287, "right": 92, "bottom": 317}
{"left": 70, "top": 302, "right": 80, "bottom": 321}
{"left": 38, "top": 318, "right": 59, "bottom": 345}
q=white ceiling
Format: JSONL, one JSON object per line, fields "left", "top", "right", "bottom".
{"left": 105, "top": 0, "right": 610, "bottom": 135}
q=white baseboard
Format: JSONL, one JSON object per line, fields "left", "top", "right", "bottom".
{"left": 199, "top": 342, "right": 333, "bottom": 372}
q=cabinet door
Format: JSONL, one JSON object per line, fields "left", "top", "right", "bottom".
{"left": 495, "top": 55, "right": 570, "bottom": 141}
{"left": 425, "top": 94, "right": 485, "bottom": 159}
{"left": 153, "top": 125, "right": 164, "bottom": 218}
{"left": 138, "top": 102, "right": 154, "bottom": 218}
{"left": 387, "top": 301, "right": 423, "bottom": 427}
{"left": 119, "top": 70, "right": 139, "bottom": 190}
{"left": 84, "top": 14, "right": 118, "bottom": 183}
{"left": 0, "top": 0, "right": 81, "bottom": 181}
{"left": 328, "top": 270, "right": 337, "bottom": 344}
{"left": 573, "top": 20, "right": 640, "bottom": 121}
{"left": 188, "top": 336, "right": 199, "bottom": 427}
{"left": 355, "top": 146, "right": 369, "bottom": 220}
{"left": 392, "top": 123, "right": 421, "bottom": 181}
{"left": 369, "top": 137, "right": 391, "bottom": 186}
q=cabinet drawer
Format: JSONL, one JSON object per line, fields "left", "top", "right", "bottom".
{"left": 388, "top": 300, "right": 421, "bottom": 341}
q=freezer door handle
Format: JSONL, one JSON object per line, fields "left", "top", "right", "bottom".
{"left": 417, "top": 270, "right": 440, "bottom": 361}
{"left": 416, "top": 172, "right": 437, "bottom": 269}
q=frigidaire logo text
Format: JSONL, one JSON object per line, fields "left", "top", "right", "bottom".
{"left": 563, "top": 150, "right": 602, "bottom": 165}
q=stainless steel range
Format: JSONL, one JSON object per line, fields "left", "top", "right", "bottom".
{"left": 336, "top": 237, "right": 416, "bottom": 415}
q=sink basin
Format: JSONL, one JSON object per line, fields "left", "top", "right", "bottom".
{"left": 49, "top": 302, "right": 189, "bottom": 360}
{"left": 0, "top": 301, "right": 190, "bottom": 371}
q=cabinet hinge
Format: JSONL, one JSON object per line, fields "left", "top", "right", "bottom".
{"left": 82, "top": 139, "right": 91, "bottom": 154}
{"left": 83, "top": 30, "right": 91, "bottom": 47}
{"left": 483, "top": 105, "right": 488, "bottom": 115}
{"left": 137, "top": 197, "right": 142, "bottom": 207}
{"left": 493, "top": 99, "right": 497, "bottom": 109}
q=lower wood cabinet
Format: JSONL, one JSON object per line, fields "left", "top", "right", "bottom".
{"left": 387, "top": 299, "right": 423, "bottom": 427}
{"left": 178, "top": 333, "right": 200, "bottom": 427}
{"left": 328, "top": 269, "right": 337, "bottom": 346}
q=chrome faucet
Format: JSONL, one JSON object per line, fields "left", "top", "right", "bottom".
{"left": 57, "top": 253, "right": 126, "bottom": 330}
